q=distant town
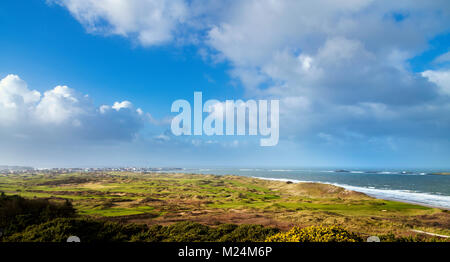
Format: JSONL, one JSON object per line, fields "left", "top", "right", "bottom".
{"left": 1, "top": 165, "right": 448, "bottom": 176}
{"left": 0, "top": 165, "right": 183, "bottom": 174}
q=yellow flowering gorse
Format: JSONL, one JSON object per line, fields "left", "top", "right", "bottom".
{"left": 266, "top": 225, "right": 362, "bottom": 242}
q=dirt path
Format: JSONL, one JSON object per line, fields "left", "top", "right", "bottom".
{"left": 411, "top": 229, "right": 450, "bottom": 238}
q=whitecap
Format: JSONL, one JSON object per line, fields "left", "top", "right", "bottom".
{"left": 252, "top": 176, "right": 450, "bottom": 209}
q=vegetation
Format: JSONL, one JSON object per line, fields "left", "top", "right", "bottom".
{"left": 0, "top": 172, "right": 449, "bottom": 242}
{"left": 266, "top": 225, "right": 362, "bottom": 242}
{"left": 4, "top": 218, "right": 277, "bottom": 242}
{"left": 0, "top": 192, "right": 75, "bottom": 237}
{"left": 129, "top": 222, "right": 279, "bottom": 242}
{"left": 0, "top": 192, "right": 278, "bottom": 242}
{"left": 378, "top": 233, "right": 447, "bottom": 242}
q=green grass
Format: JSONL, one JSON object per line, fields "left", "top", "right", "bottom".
{"left": 0, "top": 171, "right": 447, "bottom": 239}
{"left": 271, "top": 200, "right": 430, "bottom": 215}
{"left": 79, "top": 206, "right": 157, "bottom": 217}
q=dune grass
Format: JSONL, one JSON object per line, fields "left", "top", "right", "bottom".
{"left": 0, "top": 171, "right": 448, "bottom": 239}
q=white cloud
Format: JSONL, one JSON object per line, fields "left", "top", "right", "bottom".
{"left": 48, "top": 0, "right": 450, "bottom": 149}
{"left": 0, "top": 74, "right": 148, "bottom": 142}
{"left": 201, "top": 0, "right": 450, "bottom": 102}
{"left": 51, "top": 0, "right": 188, "bottom": 46}
{"left": 112, "top": 101, "right": 133, "bottom": 111}
{"left": 422, "top": 70, "right": 450, "bottom": 95}
{"left": 35, "top": 85, "right": 86, "bottom": 124}
{"left": 0, "top": 75, "right": 41, "bottom": 124}
{"left": 203, "top": 1, "right": 450, "bottom": 145}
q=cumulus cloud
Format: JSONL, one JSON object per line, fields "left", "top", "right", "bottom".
{"left": 49, "top": 0, "right": 450, "bottom": 151}
{"left": 203, "top": 1, "right": 449, "bottom": 101}
{"left": 200, "top": 1, "right": 450, "bottom": 145}
{"left": 0, "top": 74, "right": 147, "bottom": 142}
{"left": 422, "top": 70, "right": 450, "bottom": 96}
{"left": 50, "top": 0, "right": 189, "bottom": 46}
{"left": 35, "top": 85, "right": 88, "bottom": 124}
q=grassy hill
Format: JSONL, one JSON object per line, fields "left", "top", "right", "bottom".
{"left": 0, "top": 172, "right": 448, "bottom": 241}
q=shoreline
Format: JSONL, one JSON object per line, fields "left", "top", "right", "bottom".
{"left": 249, "top": 176, "right": 450, "bottom": 210}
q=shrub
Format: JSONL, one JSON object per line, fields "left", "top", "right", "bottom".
{"left": 0, "top": 193, "right": 75, "bottom": 237}
{"left": 130, "top": 222, "right": 279, "bottom": 242}
{"left": 218, "top": 224, "right": 279, "bottom": 242}
{"left": 379, "top": 233, "right": 449, "bottom": 242}
{"left": 5, "top": 219, "right": 280, "bottom": 243}
{"left": 5, "top": 218, "right": 148, "bottom": 242}
{"left": 161, "top": 221, "right": 214, "bottom": 242}
{"left": 266, "top": 225, "right": 362, "bottom": 242}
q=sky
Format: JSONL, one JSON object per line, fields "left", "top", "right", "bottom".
{"left": 1, "top": 0, "right": 450, "bottom": 168}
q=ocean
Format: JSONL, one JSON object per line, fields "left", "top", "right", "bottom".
{"left": 177, "top": 168, "right": 450, "bottom": 209}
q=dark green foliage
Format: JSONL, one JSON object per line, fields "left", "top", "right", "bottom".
{"left": 162, "top": 222, "right": 214, "bottom": 242}
{"left": 379, "top": 233, "right": 447, "bottom": 242}
{"left": 129, "top": 225, "right": 167, "bottom": 242}
{"left": 153, "top": 222, "right": 278, "bottom": 242}
{"left": 0, "top": 193, "right": 76, "bottom": 237}
{"left": 217, "top": 224, "right": 279, "bottom": 242}
{"left": 0, "top": 193, "right": 280, "bottom": 242}
{"left": 5, "top": 218, "right": 148, "bottom": 242}
{"left": 4, "top": 219, "right": 280, "bottom": 242}
{"left": 130, "top": 222, "right": 215, "bottom": 242}
{"left": 210, "top": 224, "right": 239, "bottom": 240}
{"left": 130, "top": 222, "right": 279, "bottom": 242}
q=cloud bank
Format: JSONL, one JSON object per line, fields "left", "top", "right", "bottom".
{"left": 50, "top": 0, "right": 189, "bottom": 45}
{"left": 0, "top": 74, "right": 147, "bottom": 142}
{"left": 52, "top": 0, "right": 450, "bottom": 142}
{"left": 3, "top": 0, "right": 445, "bottom": 167}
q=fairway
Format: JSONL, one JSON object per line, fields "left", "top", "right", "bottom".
{"left": 1, "top": 172, "right": 448, "bottom": 239}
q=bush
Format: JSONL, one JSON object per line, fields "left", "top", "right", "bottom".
{"left": 379, "top": 233, "right": 448, "bottom": 242}
{"left": 4, "top": 219, "right": 280, "bottom": 243}
{"left": 5, "top": 218, "right": 148, "bottom": 242}
{"left": 131, "top": 222, "right": 279, "bottom": 242}
{"left": 218, "top": 224, "right": 279, "bottom": 242}
{"left": 266, "top": 225, "right": 362, "bottom": 242}
{"left": 0, "top": 193, "right": 75, "bottom": 237}
{"left": 161, "top": 221, "right": 214, "bottom": 242}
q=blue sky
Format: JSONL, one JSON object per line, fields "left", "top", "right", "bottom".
{"left": 1, "top": 0, "right": 450, "bottom": 168}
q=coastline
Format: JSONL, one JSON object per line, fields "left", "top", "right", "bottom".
{"left": 2, "top": 171, "right": 449, "bottom": 240}
{"left": 430, "top": 172, "right": 450, "bottom": 176}
{"left": 250, "top": 176, "right": 450, "bottom": 210}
